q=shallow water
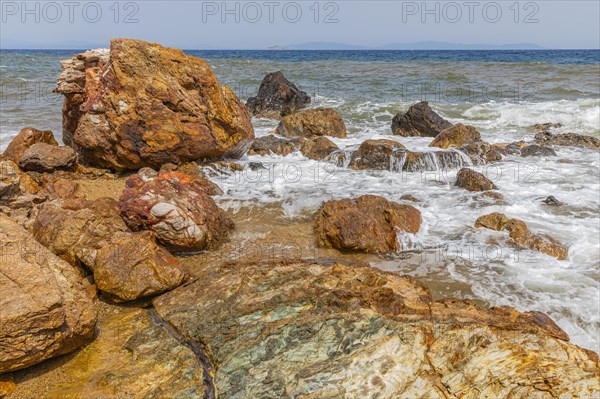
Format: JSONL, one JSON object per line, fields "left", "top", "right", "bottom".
{"left": 1, "top": 49, "right": 599, "bottom": 352}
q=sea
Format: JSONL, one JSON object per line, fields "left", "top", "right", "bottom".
{"left": 1, "top": 49, "right": 599, "bottom": 352}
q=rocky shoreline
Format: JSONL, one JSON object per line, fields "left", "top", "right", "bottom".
{"left": 1, "top": 38, "right": 599, "bottom": 398}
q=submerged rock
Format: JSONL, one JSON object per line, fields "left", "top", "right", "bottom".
{"left": 54, "top": 39, "right": 254, "bottom": 170}
{"left": 455, "top": 168, "right": 498, "bottom": 191}
{"left": 300, "top": 136, "right": 339, "bottom": 160}
{"left": 475, "top": 212, "right": 568, "bottom": 260}
{"left": 520, "top": 144, "right": 557, "bottom": 157}
{"left": 18, "top": 143, "right": 77, "bottom": 173}
{"left": 2, "top": 127, "right": 58, "bottom": 163}
{"left": 459, "top": 141, "right": 503, "bottom": 164}
{"left": 0, "top": 214, "right": 96, "bottom": 373}
{"left": 429, "top": 123, "right": 482, "bottom": 149}
{"left": 534, "top": 130, "right": 600, "bottom": 150}
{"left": 246, "top": 71, "right": 310, "bottom": 118}
{"left": 542, "top": 195, "right": 565, "bottom": 206}
{"left": 275, "top": 108, "right": 347, "bottom": 138}
{"left": 119, "top": 170, "right": 234, "bottom": 252}
{"left": 153, "top": 258, "right": 600, "bottom": 399}
{"left": 348, "top": 139, "right": 405, "bottom": 170}
{"left": 248, "top": 135, "right": 301, "bottom": 156}
{"left": 314, "top": 194, "right": 421, "bottom": 253}
{"left": 391, "top": 101, "right": 453, "bottom": 137}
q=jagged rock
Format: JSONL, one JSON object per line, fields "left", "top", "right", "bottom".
{"left": 314, "top": 194, "right": 421, "bottom": 253}
{"left": 0, "top": 160, "right": 21, "bottom": 200}
{"left": 300, "top": 136, "right": 339, "bottom": 160}
{"left": 0, "top": 376, "right": 16, "bottom": 397}
{"left": 391, "top": 101, "right": 453, "bottom": 137}
{"left": 54, "top": 39, "right": 254, "bottom": 170}
{"left": 246, "top": 71, "right": 310, "bottom": 118}
{"left": 459, "top": 141, "right": 503, "bottom": 164}
{"left": 248, "top": 135, "right": 301, "bottom": 156}
{"left": 160, "top": 162, "right": 223, "bottom": 196}
{"left": 0, "top": 160, "right": 45, "bottom": 227}
{"left": 534, "top": 131, "right": 599, "bottom": 150}
{"left": 348, "top": 139, "right": 405, "bottom": 170}
{"left": 44, "top": 308, "right": 205, "bottom": 399}
{"left": 32, "top": 198, "right": 187, "bottom": 301}
{"left": 532, "top": 122, "right": 562, "bottom": 132}
{"left": 455, "top": 168, "right": 498, "bottom": 191}
{"left": 18, "top": 143, "right": 77, "bottom": 172}
{"left": 429, "top": 123, "right": 482, "bottom": 149}
{"left": 119, "top": 170, "right": 234, "bottom": 251}
{"left": 520, "top": 144, "right": 557, "bottom": 157}
{"left": 153, "top": 258, "right": 600, "bottom": 399}
{"left": 40, "top": 175, "right": 83, "bottom": 200}
{"left": 475, "top": 212, "right": 568, "bottom": 260}
{"left": 542, "top": 196, "right": 565, "bottom": 206}
{"left": 275, "top": 108, "right": 347, "bottom": 138}
{"left": 2, "top": 127, "right": 58, "bottom": 163}
{"left": 0, "top": 214, "right": 96, "bottom": 373}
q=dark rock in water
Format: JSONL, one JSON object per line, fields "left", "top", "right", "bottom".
{"left": 459, "top": 141, "right": 503, "bottom": 165}
{"left": 455, "top": 168, "right": 498, "bottom": 192}
{"left": 532, "top": 122, "right": 562, "bottom": 133}
{"left": 119, "top": 170, "right": 234, "bottom": 252}
{"left": 520, "top": 144, "right": 557, "bottom": 157}
{"left": 18, "top": 143, "right": 77, "bottom": 172}
{"left": 391, "top": 101, "right": 452, "bottom": 137}
{"left": 248, "top": 135, "right": 301, "bottom": 156}
{"left": 534, "top": 131, "right": 600, "bottom": 150}
{"left": 543, "top": 196, "right": 565, "bottom": 206}
{"left": 246, "top": 71, "right": 311, "bottom": 118}
{"left": 275, "top": 108, "right": 347, "bottom": 138}
{"left": 153, "top": 258, "right": 599, "bottom": 398}
{"left": 300, "top": 136, "right": 339, "bottom": 160}
{"left": 248, "top": 161, "right": 266, "bottom": 170}
{"left": 55, "top": 39, "right": 254, "bottom": 170}
{"left": 314, "top": 194, "right": 421, "bottom": 253}
{"left": 429, "top": 123, "right": 481, "bottom": 149}
{"left": 348, "top": 139, "right": 405, "bottom": 170}
{"left": 2, "top": 127, "right": 58, "bottom": 164}
{"left": 0, "top": 214, "right": 96, "bottom": 373}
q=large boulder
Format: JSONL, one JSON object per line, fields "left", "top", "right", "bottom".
{"left": 18, "top": 143, "right": 78, "bottom": 172}
{"left": 2, "top": 127, "right": 58, "bottom": 163}
{"left": 348, "top": 139, "right": 405, "bottom": 170}
{"left": 248, "top": 135, "right": 301, "bottom": 156}
{"left": 534, "top": 130, "right": 599, "bottom": 150}
{"left": 54, "top": 39, "right": 254, "bottom": 171}
{"left": 246, "top": 71, "right": 310, "bottom": 118}
{"left": 275, "top": 108, "right": 347, "bottom": 138}
{"left": 153, "top": 258, "right": 600, "bottom": 398}
{"left": 119, "top": 170, "right": 234, "bottom": 251}
{"left": 475, "top": 212, "right": 568, "bottom": 260}
{"left": 314, "top": 194, "right": 421, "bottom": 253}
{"left": 0, "top": 214, "right": 96, "bottom": 373}
{"left": 455, "top": 168, "right": 498, "bottom": 191}
{"left": 32, "top": 198, "right": 187, "bottom": 301}
{"left": 391, "top": 101, "right": 453, "bottom": 137}
{"left": 300, "top": 136, "right": 339, "bottom": 160}
{"left": 429, "top": 123, "right": 482, "bottom": 149}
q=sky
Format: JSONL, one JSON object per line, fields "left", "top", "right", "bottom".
{"left": 1, "top": 1, "right": 599, "bottom": 49}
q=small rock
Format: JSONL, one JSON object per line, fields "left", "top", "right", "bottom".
{"left": 520, "top": 144, "right": 557, "bottom": 157}
{"left": 542, "top": 196, "right": 565, "bottom": 206}
{"left": 455, "top": 168, "right": 498, "bottom": 192}
{"left": 391, "top": 101, "right": 453, "bottom": 137}
{"left": 18, "top": 143, "right": 77, "bottom": 172}
{"left": 2, "top": 127, "right": 58, "bottom": 163}
{"left": 248, "top": 135, "right": 301, "bottom": 156}
{"left": 532, "top": 122, "right": 562, "bottom": 132}
{"left": 429, "top": 123, "right": 482, "bottom": 149}
{"left": 275, "top": 108, "right": 347, "bottom": 138}
{"left": 300, "top": 136, "right": 339, "bottom": 160}
{"left": 534, "top": 131, "right": 599, "bottom": 150}
{"left": 459, "top": 141, "right": 503, "bottom": 164}
{"left": 348, "top": 139, "right": 405, "bottom": 170}
{"left": 400, "top": 194, "right": 419, "bottom": 202}
{"left": 246, "top": 71, "right": 311, "bottom": 118}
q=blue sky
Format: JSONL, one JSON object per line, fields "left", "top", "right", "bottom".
{"left": 1, "top": 1, "right": 599, "bottom": 49}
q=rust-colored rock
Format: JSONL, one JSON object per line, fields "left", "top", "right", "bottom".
{"left": 18, "top": 143, "right": 77, "bottom": 172}
{"left": 429, "top": 123, "right": 482, "bottom": 149}
{"left": 300, "top": 136, "right": 339, "bottom": 160}
{"left": 348, "top": 139, "right": 405, "bottom": 170}
{"left": 0, "top": 214, "right": 96, "bottom": 373}
{"left": 160, "top": 162, "right": 223, "bottom": 196}
{"left": 460, "top": 141, "right": 503, "bottom": 164}
{"left": 54, "top": 39, "right": 254, "bottom": 170}
{"left": 391, "top": 101, "right": 452, "bottom": 137}
{"left": 246, "top": 71, "right": 310, "bottom": 118}
{"left": 275, "top": 108, "right": 347, "bottom": 138}
{"left": 119, "top": 170, "right": 234, "bottom": 251}
{"left": 475, "top": 212, "right": 568, "bottom": 260}
{"left": 314, "top": 194, "right": 421, "bottom": 253}
{"left": 455, "top": 168, "right": 498, "bottom": 191}
{"left": 2, "top": 127, "right": 58, "bottom": 163}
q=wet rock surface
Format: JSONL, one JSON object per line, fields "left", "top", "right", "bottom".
{"left": 275, "top": 107, "right": 347, "bottom": 138}
{"left": 246, "top": 71, "right": 311, "bottom": 118}
{"left": 2, "top": 127, "right": 58, "bottom": 164}
{"left": 18, "top": 143, "right": 77, "bottom": 172}
{"left": 55, "top": 39, "right": 254, "bottom": 170}
{"left": 153, "top": 258, "right": 600, "bottom": 399}
{"left": 348, "top": 139, "right": 405, "bottom": 170}
{"left": 391, "top": 101, "right": 453, "bottom": 137}
{"left": 520, "top": 143, "right": 557, "bottom": 157}
{"left": 248, "top": 135, "right": 301, "bottom": 156}
{"left": 300, "top": 136, "right": 339, "bottom": 160}
{"left": 314, "top": 194, "right": 421, "bottom": 253}
{"left": 429, "top": 123, "right": 482, "bottom": 149}
{"left": 455, "top": 168, "right": 498, "bottom": 191}
{"left": 119, "top": 170, "right": 234, "bottom": 251}
{"left": 0, "top": 214, "right": 96, "bottom": 373}
{"left": 534, "top": 130, "right": 600, "bottom": 149}
{"left": 459, "top": 141, "right": 503, "bottom": 164}
{"left": 475, "top": 212, "right": 568, "bottom": 260}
